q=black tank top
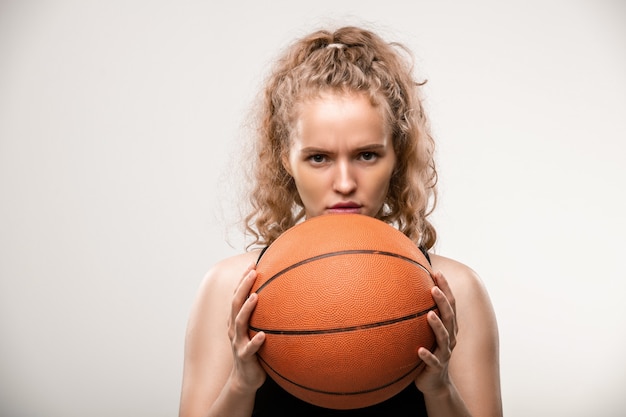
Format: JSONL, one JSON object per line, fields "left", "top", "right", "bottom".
{"left": 253, "top": 246, "right": 431, "bottom": 416}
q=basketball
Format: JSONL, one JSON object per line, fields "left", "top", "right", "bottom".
{"left": 248, "top": 213, "right": 437, "bottom": 410}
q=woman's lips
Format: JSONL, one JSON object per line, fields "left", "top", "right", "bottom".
{"left": 327, "top": 203, "right": 362, "bottom": 214}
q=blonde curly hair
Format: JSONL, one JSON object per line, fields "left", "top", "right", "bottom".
{"left": 244, "top": 26, "right": 438, "bottom": 249}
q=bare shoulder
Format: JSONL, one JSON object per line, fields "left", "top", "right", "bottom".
{"left": 184, "top": 249, "right": 262, "bottom": 361}
{"left": 194, "top": 250, "right": 262, "bottom": 301}
{"left": 428, "top": 253, "right": 491, "bottom": 304}
{"left": 427, "top": 252, "right": 498, "bottom": 363}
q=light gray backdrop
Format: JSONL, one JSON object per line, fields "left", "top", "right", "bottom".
{"left": 1, "top": 1, "right": 625, "bottom": 416}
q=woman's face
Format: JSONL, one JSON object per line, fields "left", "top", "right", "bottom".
{"left": 284, "top": 92, "right": 396, "bottom": 219}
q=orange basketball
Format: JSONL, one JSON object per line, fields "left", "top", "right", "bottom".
{"left": 249, "top": 213, "right": 437, "bottom": 410}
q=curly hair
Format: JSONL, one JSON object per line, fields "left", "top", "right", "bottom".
{"left": 244, "top": 26, "right": 438, "bottom": 249}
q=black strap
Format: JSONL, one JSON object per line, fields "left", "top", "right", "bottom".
{"left": 256, "top": 246, "right": 269, "bottom": 264}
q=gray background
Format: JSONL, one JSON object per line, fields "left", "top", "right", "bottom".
{"left": 1, "top": 1, "right": 625, "bottom": 416}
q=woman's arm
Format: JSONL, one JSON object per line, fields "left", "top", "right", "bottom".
{"left": 178, "top": 253, "right": 266, "bottom": 417}
{"left": 417, "top": 255, "right": 503, "bottom": 417}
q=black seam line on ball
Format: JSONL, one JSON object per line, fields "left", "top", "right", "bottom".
{"left": 254, "top": 249, "right": 432, "bottom": 295}
{"left": 249, "top": 304, "right": 438, "bottom": 335}
{"left": 257, "top": 354, "right": 427, "bottom": 396}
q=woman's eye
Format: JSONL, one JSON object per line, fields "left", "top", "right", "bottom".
{"left": 309, "top": 154, "right": 326, "bottom": 164}
{"left": 360, "top": 152, "right": 377, "bottom": 161}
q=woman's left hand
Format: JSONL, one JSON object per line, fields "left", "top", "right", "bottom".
{"left": 414, "top": 270, "right": 458, "bottom": 395}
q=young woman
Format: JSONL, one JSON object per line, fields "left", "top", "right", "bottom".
{"left": 179, "top": 26, "right": 502, "bottom": 417}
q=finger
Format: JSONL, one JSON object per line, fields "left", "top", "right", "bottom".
{"left": 427, "top": 309, "right": 452, "bottom": 362}
{"left": 242, "top": 330, "right": 266, "bottom": 358}
{"left": 431, "top": 286, "right": 453, "bottom": 326}
{"left": 233, "top": 286, "right": 259, "bottom": 338}
{"left": 233, "top": 262, "right": 257, "bottom": 296}
{"left": 229, "top": 267, "right": 257, "bottom": 340}
{"left": 236, "top": 291, "right": 258, "bottom": 328}
{"left": 433, "top": 271, "right": 456, "bottom": 315}
{"left": 232, "top": 268, "right": 257, "bottom": 315}
{"left": 431, "top": 285, "right": 457, "bottom": 350}
{"left": 234, "top": 294, "right": 267, "bottom": 359}
{"left": 418, "top": 346, "right": 442, "bottom": 369}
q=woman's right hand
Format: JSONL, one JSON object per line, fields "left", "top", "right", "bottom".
{"left": 227, "top": 263, "right": 267, "bottom": 393}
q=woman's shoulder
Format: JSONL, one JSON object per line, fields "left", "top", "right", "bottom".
{"left": 428, "top": 253, "right": 487, "bottom": 296}
{"left": 194, "top": 250, "right": 263, "bottom": 303}
{"left": 428, "top": 253, "right": 482, "bottom": 285}
{"left": 427, "top": 252, "right": 498, "bottom": 339}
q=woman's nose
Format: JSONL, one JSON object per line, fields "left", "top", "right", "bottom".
{"left": 333, "top": 161, "right": 357, "bottom": 195}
